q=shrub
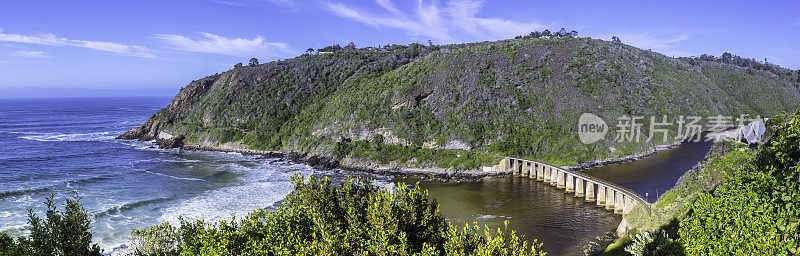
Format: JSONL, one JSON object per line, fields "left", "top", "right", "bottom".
{"left": 625, "top": 229, "right": 683, "bottom": 256}
{"left": 0, "top": 194, "right": 102, "bottom": 256}
{"left": 679, "top": 110, "right": 800, "bottom": 255}
{"left": 130, "top": 176, "right": 545, "bottom": 255}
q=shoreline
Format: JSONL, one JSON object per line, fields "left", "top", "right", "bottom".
{"left": 177, "top": 140, "right": 686, "bottom": 182}
{"left": 564, "top": 141, "right": 683, "bottom": 171}
{"left": 181, "top": 144, "right": 507, "bottom": 182}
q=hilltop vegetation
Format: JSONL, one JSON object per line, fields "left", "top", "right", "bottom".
{"left": 119, "top": 36, "right": 800, "bottom": 171}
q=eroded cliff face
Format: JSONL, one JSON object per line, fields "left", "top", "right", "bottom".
{"left": 119, "top": 37, "right": 800, "bottom": 169}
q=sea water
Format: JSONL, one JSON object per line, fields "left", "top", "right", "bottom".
{"left": 0, "top": 97, "right": 360, "bottom": 250}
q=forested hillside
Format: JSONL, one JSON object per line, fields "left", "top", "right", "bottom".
{"left": 119, "top": 36, "right": 800, "bottom": 170}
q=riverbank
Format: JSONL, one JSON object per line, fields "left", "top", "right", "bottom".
{"left": 565, "top": 142, "right": 683, "bottom": 171}
{"left": 601, "top": 141, "right": 741, "bottom": 255}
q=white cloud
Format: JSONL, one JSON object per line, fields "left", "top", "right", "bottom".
{"left": 155, "top": 32, "right": 290, "bottom": 57}
{"left": 0, "top": 29, "right": 156, "bottom": 58}
{"left": 322, "top": 0, "right": 545, "bottom": 43}
{"left": 11, "top": 50, "right": 49, "bottom": 58}
{"left": 375, "top": 0, "right": 403, "bottom": 16}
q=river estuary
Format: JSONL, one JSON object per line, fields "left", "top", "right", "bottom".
{"left": 0, "top": 97, "right": 712, "bottom": 255}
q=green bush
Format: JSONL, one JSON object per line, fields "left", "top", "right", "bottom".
{"left": 624, "top": 229, "right": 683, "bottom": 256}
{"left": 130, "top": 176, "right": 545, "bottom": 255}
{"left": 0, "top": 194, "right": 102, "bottom": 256}
{"left": 678, "top": 111, "right": 800, "bottom": 255}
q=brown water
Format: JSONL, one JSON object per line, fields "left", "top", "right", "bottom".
{"left": 415, "top": 177, "right": 621, "bottom": 256}
{"left": 411, "top": 141, "right": 713, "bottom": 256}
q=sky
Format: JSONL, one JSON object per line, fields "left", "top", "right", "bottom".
{"left": 0, "top": 0, "right": 798, "bottom": 98}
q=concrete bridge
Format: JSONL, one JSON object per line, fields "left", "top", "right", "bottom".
{"left": 485, "top": 157, "right": 650, "bottom": 215}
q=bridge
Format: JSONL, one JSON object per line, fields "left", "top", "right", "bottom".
{"left": 484, "top": 157, "right": 650, "bottom": 215}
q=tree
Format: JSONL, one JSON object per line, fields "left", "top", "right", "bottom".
{"left": 612, "top": 36, "right": 621, "bottom": 44}
{"left": 542, "top": 29, "right": 551, "bottom": 37}
{"left": 0, "top": 194, "right": 103, "bottom": 255}
{"left": 569, "top": 30, "right": 578, "bottom": 37}
{"left": 319, "top": 44, "right": 342, "bottom": 52}
{"left": 557, "top": 28, "right": 567, "bottom": 37}
{"left": 234, "top": 63, "right": 243, "bottom": 69}
{"left": 129, "top": 176, "right": 546, "bottom": 255}
{"left": 344, "top": 42, "right": 356, "bottom": 50}
{"left": 700, "top": 54, "right": 715, "bottom": 61}
{"left": 306, "top": 48, "right": 314, "bottom": 54}
{"left": 721, "top": 52, "right": 734, "bottom": 63}
{"left": 249, "top": 58, "right": 259, "bottom": 66}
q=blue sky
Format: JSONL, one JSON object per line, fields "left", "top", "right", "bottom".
{"left": 1, "top": 0, "right": 798, "bottom": 98}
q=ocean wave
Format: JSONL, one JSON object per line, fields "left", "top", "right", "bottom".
{"left": 0, "top": 187, "right": 51, "bottom": 199}
{"left": 0, "top": 131, "right": 53, "bottom": 135}
{"left": 94, "top": 197, "right": 173, "bottom": 218}
{"left": 67, "top": 175, "right": 112, "bottom": 186}
{"left": 158, "top": 168, "right": 313, "bottom": 225}
{"left": 138, "top": 169, "right": 205, "bottom": 181}
{"left": 19, "top": 131, "right": 115, "bottom": 142}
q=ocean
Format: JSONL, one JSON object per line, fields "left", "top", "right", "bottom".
{"left": 0, "top": 97, "right": 377, "bottom": 250}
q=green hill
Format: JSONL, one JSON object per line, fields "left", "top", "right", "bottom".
{"left": 119, "top": 37, "right": 800, "bottom": 172}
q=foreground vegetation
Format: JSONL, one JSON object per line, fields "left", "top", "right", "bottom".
{"left": 0, "top": 195, "right": 102, "bottom": 256}
{"left": 128, "top": 176, "right": 543, "bottom": 255}
{"left": 1, "top": 177, "right": 544, "bottom": 256}
{"left": 609, "top": 111, "right": 800, "bottom": 255}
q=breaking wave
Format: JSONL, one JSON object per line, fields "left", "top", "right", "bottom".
{"left": 19, "top": 131, "right": 115, "bottom": 142}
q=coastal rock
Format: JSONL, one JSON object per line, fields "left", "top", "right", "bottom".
{"left": 155, "top": 132, "right": 185, "bottom": 148}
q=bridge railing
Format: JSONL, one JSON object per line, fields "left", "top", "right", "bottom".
{"left": 504, "top": 156, "right": 652, "bottom": 214}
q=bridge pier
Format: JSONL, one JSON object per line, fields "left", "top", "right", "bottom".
{"left": 536, "top": 164, "right": 544, "bottom": 181}
{"left": 596, "top": 186, "right": 606, "bottom": 206}
{"left": 615, "top": 194, "right": 625, "bottom": 214}
{"left": 606, "top": 189, "right": 616, "bottom": 210}
{"left": 565, "top": 174, "right": 574, "bottom": 193}
{"left": 556, "top": 170, "right": 565, "bottom": 189}
{"left": 586, "top": 182, "right": 596, "bottom": 202}
{"left": 511, "top": 159, "right": 518, "bottom": 175}
{"left": 544, "top": 166, "right": 551, "bottom": 182}
{"left": 549, "top": 168, "right": 558, "bottom": 186}
{"left": 575, "top": 178, "right": 585, "bottom": 197}
{"left": 521, "top": 162, "right": 527, "bottom": 176}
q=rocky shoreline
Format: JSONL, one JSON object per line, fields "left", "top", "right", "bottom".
{"left": 564, "top": 142, "right": 683, "bottom": 171}
{"left": 163, "top": 138, "right": 508, "bottom": 182}
{"left": 122, "top": 130, "right": 684, "bottom": 183}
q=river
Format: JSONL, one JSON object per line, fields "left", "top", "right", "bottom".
{"left": 415, "top": 141, "right": 712, "bottom": 255}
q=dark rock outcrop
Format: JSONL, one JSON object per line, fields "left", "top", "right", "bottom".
{"left": 156, "top": 134, "right": 184, "bottom": 149}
